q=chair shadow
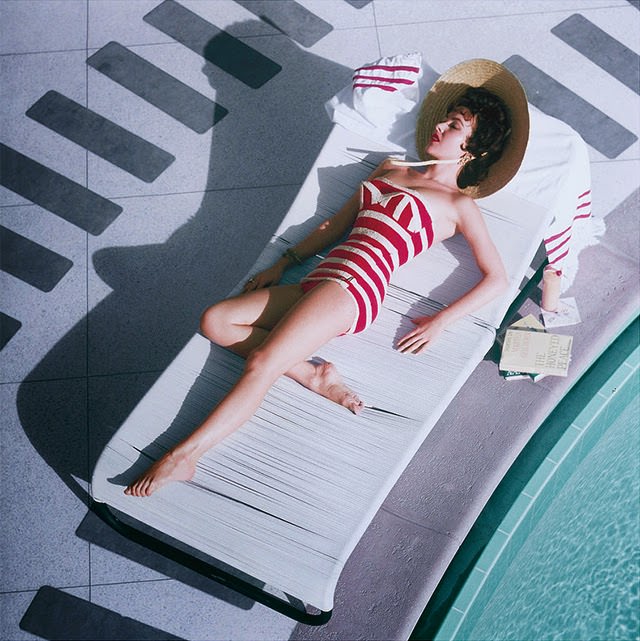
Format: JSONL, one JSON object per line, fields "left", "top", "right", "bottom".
{"left": 16, "top": 17, "right": 354, "bottom": 611}
{"left": 107, "top": 150, "right": 401, "bottom": 489}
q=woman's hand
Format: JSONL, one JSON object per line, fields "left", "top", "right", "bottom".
{"left": 242, "top": 263, "right": 285, "bottom": 292}
{"left": 396, "top": 314, "right": 447, "bottom": 354}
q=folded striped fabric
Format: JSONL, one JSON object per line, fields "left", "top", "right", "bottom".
{"left": 352, "top": 61, "right": 421, "bottom": 93}
{"left": 544, "top": 189, "right": 592, "bottom": 266}
{"left": 352, "top": 52, "right": 422, "bottom": 127}
{"left": 506, "top": 104, "right": 604, "bottom": 292}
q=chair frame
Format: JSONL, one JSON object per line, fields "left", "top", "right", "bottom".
{"left": 90, "top": 499, "right": 332, "bottom": 625}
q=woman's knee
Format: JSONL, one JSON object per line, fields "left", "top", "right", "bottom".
{"left": 200, "top": 302, "right": 230, "bottom": 343}
{"left": 244, "top": 345, "right": 284, "bottom": 380}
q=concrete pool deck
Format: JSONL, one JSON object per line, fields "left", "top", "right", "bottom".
{"left": 1, "top": 1, "right": 639, "bottom": 639}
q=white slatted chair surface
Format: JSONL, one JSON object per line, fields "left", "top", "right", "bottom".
{"left": 91, "top": 126, "right": 550, "bottom": 615}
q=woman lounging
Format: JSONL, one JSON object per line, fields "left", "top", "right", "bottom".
{"left": 125, "top": 60, "right": 529, "bottom": 497}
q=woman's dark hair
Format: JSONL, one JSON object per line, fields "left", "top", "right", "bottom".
{"left": 451, "top": 87, "right": 511, "bottom": 190}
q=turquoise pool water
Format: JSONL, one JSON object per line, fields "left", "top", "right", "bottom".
{"left": 465, "top": 391, "right": 639, "bottom": 641}
{"left": 413, "top": 317, "right": 639, "bottom": 641}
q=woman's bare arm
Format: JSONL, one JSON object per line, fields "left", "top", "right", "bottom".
{"left": 283, "top": 158, "right": 395, "bottom": 262}
{"left": 397, "top": 197, "right": 508, "bottom": 354}
{"left": 244, "top": 160, "right": 394, "bottom": 290}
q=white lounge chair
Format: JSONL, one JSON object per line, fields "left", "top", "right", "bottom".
{"left": 90, "top": 121, "right": 556, "bottom": 622}
{"left": 91, "top": 52, "right": 596, "bottom": 622}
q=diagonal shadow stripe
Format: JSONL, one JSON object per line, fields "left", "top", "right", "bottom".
{"left": 504, "top": 55, "right": 638, "bottom": 159}
{"left": 0, "top": 312, "right": 22, "bottom": 350}
{"left": 234, "top": 0, "right": 333, "bottom": 48}
{"left": 87, "top": 41, "right": 228, "bottom": 134}
{"left": 144, "top": 0, "right": 281, "bottom": 89}
{"left": 26, "top": 91, "right": 175, "bottom": 183}
{"left": 20, "top": 586, "right": 185, "bottom": 641}
{"left": 1, "top": 225, "right": 73, "bottom": 292}
{"left": 0, "top": 144, "right": 123, "bottom": 235}
{"left": 552, "top": 14, "right": 640, "bottom": 95}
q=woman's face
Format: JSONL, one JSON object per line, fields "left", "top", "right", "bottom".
{"left": 426, "top": 106, "right": 476, "bottom": 160}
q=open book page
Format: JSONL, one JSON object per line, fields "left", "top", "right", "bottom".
{"left": 499, "top": 328, "right": 573, "bottom": 376}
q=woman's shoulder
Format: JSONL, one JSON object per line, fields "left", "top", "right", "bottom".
{"left": 367, "top": 158, "right": 404, "bottom": 180}
{"left": 414, "top": 180, "right": 475, "bottom": 209}
{"left": 449, "top": 189, "right": 479, "bottom": 212}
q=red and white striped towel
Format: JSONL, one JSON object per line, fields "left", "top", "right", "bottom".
{"left": 351, "top": 53, "right": 422, "bottom": 127}
{"left": 544, "top": 189, "right": 592, "bottom": 268}
{"left": 507, "top": 104, "right": 604, "bottom": 291}
{"left": 352, "top": 61, "right": 421, "bottom": 93}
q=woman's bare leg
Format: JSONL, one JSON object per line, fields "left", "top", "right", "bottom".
{"left": 200, "top": 284, "right": 362, "bottom": 410}
{"left": 125, "top": 281, "right": 360, "bottom": 497}
{"left": 200, "top": 285, "right": 313, "bottom": 381}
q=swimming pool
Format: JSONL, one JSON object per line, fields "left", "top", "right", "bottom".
{"left": 412, "top": 316, "right": 639, "bottom": 641}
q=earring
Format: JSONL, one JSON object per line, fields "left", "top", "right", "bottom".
{"left": 458, "top": 151, "right": 474, "bottom": 166}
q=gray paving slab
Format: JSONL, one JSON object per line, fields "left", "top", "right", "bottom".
{"left": 87, "top": 42, "right": 228, "bottom": 134}
{"left": 0, "top": 312, "right": 21, "bottom": 350}
{"left": 1, "top": 1, "right": 638, "bottom": 640}
{"left": 0, "top": 224, "right": 73, "bottom": 292}
{"left": 85, "top": 186, "right": 297, "bottom": 376}
{"left": 0, "top": 202, "right": 88, "bottom": 383}
{"left": 26, "top": 91, "right": 176, "bottom": 183}
{"left": 84, "top": 31, "right": 374, "bottom": 199}
{"left": 91, "top": 580, "right": 296, "bottom": 641}
{"left": 373, "top": 0, "right": 629, "bottom": 25}
{"left": 345, "top": 0, "right": 372, "bottom": 8}
{"left": 234, "top": 0, "right": 333, "bottom": 48}
{"left": 0, "top": 50, "right": 89, "bottom": 208}
{"left": 552, "top": 13, "right": 640, "bottom": 95}
{"left": 1, "top": 381, "right": 90, "bottom": 593}
{"left": 20, "top": 586, "right": 185, "bottom": 641}
{"left": 0, "top": 0, "right": 87, "bottom": 55}
{"left": 182, "top": 0, "right": 376, "bottom": 35}
{"left": 590, "top": 157, "right": 640, "bottom": 216}
{"left": 78, "top": 509, "right": 256, "bottom": 612}
{"left": 87, "top": 0, "right": 285, "bottom": 49}
{"left": 87, "top": 0, "right": 175, "bottom": 50}
{"left": 85, "top": 42, "right": 218, "bottom": 199}
{"left": 1, "top": 587, "right": 90, "bottom": 641}
{"left": 143, "top": 0, "right": 282, "bottom": 89}
{"left": 0, "top": 143, "right": 123, "bottom": 234}
{"left": 504, "top": 55, "right": 637, "bottom": 159}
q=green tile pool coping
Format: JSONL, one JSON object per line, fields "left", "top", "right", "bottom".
{"left": 411, "top": 313, "right": 639, "bottom": 641}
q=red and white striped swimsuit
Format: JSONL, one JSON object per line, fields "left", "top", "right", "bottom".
{"left": 300, "top": 178, "right": 434, "bottom": 334}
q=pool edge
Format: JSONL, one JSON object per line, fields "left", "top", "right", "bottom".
{"left": 411, "top": 313, "right": 639, "bottom": 641}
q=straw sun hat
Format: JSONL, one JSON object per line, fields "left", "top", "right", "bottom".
{"left": 414, "top": 59, "right": 529, "bottom": 198}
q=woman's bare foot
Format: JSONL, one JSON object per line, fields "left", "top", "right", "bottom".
{"left": 124, "top": 449, "right": 197, "bottom": 497}
{"left": 308, "top": 361, "right": 364, "bottom": 414}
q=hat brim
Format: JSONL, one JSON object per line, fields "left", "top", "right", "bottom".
{"left": 415, "top": 59, "right": 529, "bottom": 199}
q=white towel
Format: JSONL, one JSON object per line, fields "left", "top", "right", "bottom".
{"left": 508, "top": 105, "right": 605, "bottom": 292}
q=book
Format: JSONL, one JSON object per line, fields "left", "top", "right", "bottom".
{"left": 500, "top": 369, "right": 533, "bottom": 381}
{"left": 496, "top": 314, "right": 545, "bottom": 347}
{"left": 511, "top": 314, "right": 545, "bottom": 332}
{"left": 498, "top": 315, "right": 547, "bottom": 380}
{"left": 530, "top": 372, "right": 550, "bottom": 382}
{"left": 499, "top": 328, "right": 573, "bottom": 377}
